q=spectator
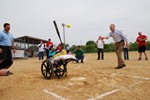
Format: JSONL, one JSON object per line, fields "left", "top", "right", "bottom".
{"left": 0, "top": 23, "right": 15, "bottom": 75}
{"left": 96, "top": 36, "right": 104, "bottom": 60}
{"left": 56, "top": 44, "right": 63, "bottom": 53}
{"left": 136, "top": 32, "right": 148, "bottom": 60}
{"left": 0, "top": 59, "right": 13, "bottom": 76}
{"left": 45, "top": 39, "right": 53, "bottom": 59}
{"left": 38, "top": 41, "right": 45, "bottom": 61}
{"left": 123, "top": 41, "right": 129, "bottom": 60}
{"left": 65, "top": 44, "right": 70, "bottom": 54}
{"left": 74, "top": 46, "right": 84, "bottom": 63}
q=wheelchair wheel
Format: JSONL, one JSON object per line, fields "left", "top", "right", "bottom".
{"left": 54, "top": 64, "right": 67, "bottom": 79}
{"left": 41, "top": 59, "right": 53, "bottom": 79}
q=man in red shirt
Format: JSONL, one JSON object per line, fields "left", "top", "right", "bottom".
{"left": 45, "top": 39, "right": 53, "bottom": 59}
{"left": 136, "top": 32, "right": 148, "bottom": 60}
{"left": 56, "top": 44, "right": 63, "bottom": 53}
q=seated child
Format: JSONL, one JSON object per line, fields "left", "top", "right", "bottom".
{"left": 48, "top": 48, "right": 57, "bottom": 59}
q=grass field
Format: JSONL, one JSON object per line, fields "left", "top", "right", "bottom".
{"left": 0, "top": 51, "right": 150, "bottom": 100}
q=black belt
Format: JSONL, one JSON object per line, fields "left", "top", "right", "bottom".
{"left": 0, "top": 45, "right": 11, "bottom": 47}
{"left": 116, "top": 40, "right": 124, "bottom": 44}
{"left": 0, "top": 45, "right": 11, "bottom": 50}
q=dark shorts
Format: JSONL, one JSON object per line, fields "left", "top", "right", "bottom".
{"left": 138, "top": 46, "right": 146, "bottom": 53}
{"left": 0, "top": 45, "right": 12, "bottom": 60}
{"left": 0, "top": 58, "right": 13, "bottom": 70}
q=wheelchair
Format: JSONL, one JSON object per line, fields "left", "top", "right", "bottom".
{"left": 41, "top": 54, "right": 76, "bottom": 79}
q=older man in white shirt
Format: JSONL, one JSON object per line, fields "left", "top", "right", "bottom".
{"left": 102, "top": 24, "right": 129, "bottom": 69}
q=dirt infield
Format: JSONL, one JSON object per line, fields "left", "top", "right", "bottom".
{"left": 0, "top": 51, "right": 150, "bottom": 100}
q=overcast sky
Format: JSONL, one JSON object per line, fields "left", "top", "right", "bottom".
{"left": 0, "top": 0, "right": 150, "bottom": 45}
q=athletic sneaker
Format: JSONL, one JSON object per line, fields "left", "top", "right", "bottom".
{"left": 138, "top": 57, "right": 142, "bottom": 60}
{"left": 115, "top": 66, "right": 123, "bottom": 69}
{"left": 146, "top": 57, "right": 148, "bottom": 60}
{"left": 7, "top": 71, "right": 13, "bottom": 75}
{"left": 122, "top": 64, "right": 126, "bottom": 67}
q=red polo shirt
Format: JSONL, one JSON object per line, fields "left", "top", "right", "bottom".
{"left": 46, "top": 41, "right": 53, "bottom": 48}
{"left": 136, "top": 35, "right": 147, "bottom": 47}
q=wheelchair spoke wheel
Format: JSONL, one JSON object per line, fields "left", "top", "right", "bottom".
{"left": 41, "top": 60, "right": 53, "bottom": 79}
{"left": 55, "top": 64, "right": 67, "bottom": 78}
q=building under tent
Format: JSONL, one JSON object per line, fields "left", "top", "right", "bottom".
{"left": 13, "top": 36, "right": 47, "bottom": 58}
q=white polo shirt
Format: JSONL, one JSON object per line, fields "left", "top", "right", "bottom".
{"left": 97, "top": 40, "right": 104, "bottom": 49}
{"left": 38, "top": 44, "right": 45, "bottom": 52}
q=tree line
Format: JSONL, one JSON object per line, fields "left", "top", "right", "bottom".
{"left": 70, "top": 40, "right": 150, "bottom": 53}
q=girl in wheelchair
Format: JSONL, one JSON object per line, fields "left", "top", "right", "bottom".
{"left": 48, "top": 47, "right": 57, "bottom": 60}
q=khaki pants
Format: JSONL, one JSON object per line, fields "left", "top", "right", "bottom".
{"left": 115, "top": 41, "right": 125, "bottom": 66}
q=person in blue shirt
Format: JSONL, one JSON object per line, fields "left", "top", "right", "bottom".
{"left": 0, "top": 23, "right": 15, "bottom": 75}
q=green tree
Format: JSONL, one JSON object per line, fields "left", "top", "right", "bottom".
{"left": 70, "top": 45, "right": 77, "bottom": 53}
{"left": 85, "top": 40, "right": 97, "bottom": 53}
{"left": 29, "top": 45, "right": 38, "bottom": 52}
{"left": 146, "top": 41, "right": 150, "bottom": 50}
{"left": 129, "top": 42, "right": 138, "bottom": 51}
{"left": 86, "top": 41, "right": 97, "bottom": 47}
{"left": 104, "top": 43, "right": 114, "bottom": 52}
{"left": 70, "top": 40, "right": 150, "bottom": 53}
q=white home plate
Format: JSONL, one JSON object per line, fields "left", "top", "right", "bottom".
{"left": 70, "top": 77, "right": 86, "bottom": 81}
